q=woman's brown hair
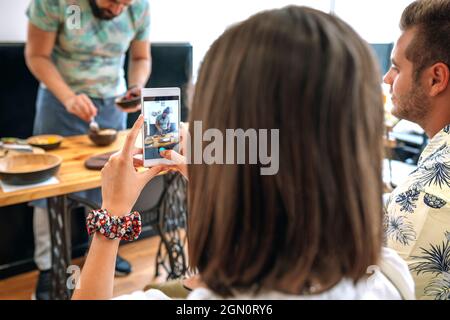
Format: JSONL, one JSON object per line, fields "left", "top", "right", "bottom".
{"left": 187, "top": 6, "right": 384, "bottom": 297}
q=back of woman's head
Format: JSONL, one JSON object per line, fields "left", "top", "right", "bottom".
{"left": 188, "top": 6, "right": 384, "bottom": 297}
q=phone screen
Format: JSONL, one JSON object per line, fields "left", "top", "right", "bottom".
{"left": 142, "top": 95, "right": 180, "bottom": 163}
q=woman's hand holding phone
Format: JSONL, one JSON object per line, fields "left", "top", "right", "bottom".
{"left": 133, "top": 122, "right": 188, "bottom": 179}
{"left": 158, "top": 148, "right": 188, "bottom": 179}
{"left": 159, "top": 121, "right": 188, "bottom": 179}
{"left": 141, "top": 87, "right": 181, "bottom": 166}
{"left": 132, "top": 146, "right": 188, "bottom": 180}
{"left": 159, "top": 122, "right": 189, "bottom": 179}
{"left": 101, "top": 115, "right": 165, "bottom": 217}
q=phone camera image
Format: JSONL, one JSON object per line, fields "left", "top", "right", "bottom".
{"left": 142, "top": 94, "right": 180, "bottom": 162}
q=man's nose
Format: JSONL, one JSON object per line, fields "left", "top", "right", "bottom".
{"left": 383, "top": 71, "right": 392, "bottom": 85}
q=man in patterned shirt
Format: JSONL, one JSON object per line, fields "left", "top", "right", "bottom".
{"left": 383, "top": 0, "right": 450, "bottom": 300}
{"left": 25, "top": 0, "right": 151, "bottom": 299}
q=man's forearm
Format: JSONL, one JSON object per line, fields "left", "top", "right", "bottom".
{"left": 25, "top": 56, "right": 75, "bottom": 104}
{"left": 128, "top": 58, "right": 151, "bottom": 88}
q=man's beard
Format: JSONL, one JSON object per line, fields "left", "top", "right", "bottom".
{"left": 89, "top": 0, "right": 119, "bottom": 20}
{"left": 391, "top": 81, "right": 430, "bottom": 124}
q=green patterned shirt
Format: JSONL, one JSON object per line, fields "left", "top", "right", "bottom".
{"left": 27, "top": 0, "right": 150, "bottom": 98}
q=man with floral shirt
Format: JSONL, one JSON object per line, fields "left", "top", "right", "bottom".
{"left": 383, "top": 0, "right": 450, "bottom": 300}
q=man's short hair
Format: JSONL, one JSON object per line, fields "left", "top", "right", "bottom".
{"left": 400, "top": 0, "right": 450, "bottom": 80}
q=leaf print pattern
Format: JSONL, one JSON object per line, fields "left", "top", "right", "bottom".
{"left": 418, "top": 143, "right": 447, "bottom": 166}
{"left": 382, "top": 212, "right": 389, "bottom": 246}
{"left": 416, "top": 162, "right": 450, "bottom": 189}
{"left": 422, "top": 144, "right": 449, "bottom": 165}
{"left": 410, "top": 240, "right": 450, "bottom": 275}
{"left": 423, "top": 193, "right": 447, "bottom": 209}
{"left": 409, "top": 181, "right": 424, "bottom": 192}
{"left": 386, "top": 215, "right": 416, "bottom": 246}
{"left": 423, "top": 272, "right": 450, "bottom": 300}
{"left": 444, "top": 125, "right": 450, "bottom": 134}
{"left": 411, "top": 237, "right": 450, "bottom": 300}
{"left": 395, "top": 187, "right": 420, "bottom": 213}
{"left": 392, "top": 125, "right": 450, "bottom": 300}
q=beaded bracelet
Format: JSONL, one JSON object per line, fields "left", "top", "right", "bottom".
{"left": 86, "top": 209, "right": 142, "bottom": 241}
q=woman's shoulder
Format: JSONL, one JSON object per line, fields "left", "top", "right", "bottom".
{"left": 374, "top": 247, "right": 415, "bottom": 299}
{"left": 113, "top": 248, "right": 414, "bottom": 300}
{"left": 187, "top": 248, "right": 414, "bottom": 300}
{"left": 380, "top": 247, "right": 412, "bottom": 276}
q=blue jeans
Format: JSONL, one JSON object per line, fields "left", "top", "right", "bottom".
{"left": 32, "top": 87, "right": 126, "bottom": 208}
{"left": 32, "top": 87, "right": 126, "bottom": 270}
{"left": 33, "top": 87, "right": 126, "bottom": 137}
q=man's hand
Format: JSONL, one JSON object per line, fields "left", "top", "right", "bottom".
{"left": 63, "top": 94, "right": 97, "bottom": 122}
{"left": 155, "top": 122, "right": 163, "bottom": 135}
{"left": 117, "top": 86, "right": 142, "bottom": 113}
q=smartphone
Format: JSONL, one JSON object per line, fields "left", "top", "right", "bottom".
{"left": 141, "top": 87, "right": 181, "bottom": 167}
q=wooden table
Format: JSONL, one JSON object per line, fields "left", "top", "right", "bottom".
{"left": 0, "top": 132, "right": 128, "bottom": 300}
{"left": 144, "top": 132, "right": 178, "bottom": 148}
{"left": 0, "top": 132, "right": 128, "bottom": 207}
{"left": 0, "top": 131, "right": 188, "bottom": 299}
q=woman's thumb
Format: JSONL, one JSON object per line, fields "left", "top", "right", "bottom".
{"left": 139, "top": 166, "right": 164, "bottom": 184}
{"left": 159, "top": 148, "right": 186, "bottom": 165}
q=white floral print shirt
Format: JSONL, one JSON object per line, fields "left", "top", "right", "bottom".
{"left": 386, "top": 124, "right": 450, "bottom": 300}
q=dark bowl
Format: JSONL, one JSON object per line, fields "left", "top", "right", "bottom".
{"left": 0, "top": 154, "right": 62, "bottom": 185}
{"left": 89, "top": 129, "right": 118, "bottom": 146}
{"left": 115, "top": 95, "right": 141, "bottom": 109}
{"left": 27, "top": 135, "right": 63, "bottom": 150}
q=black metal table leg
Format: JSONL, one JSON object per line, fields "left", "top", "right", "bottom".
{"left": 47, "top": 195, "right": 72, "bottom": 300}
{"left": 155, "top": 172, "right": 188, "bottom": 279}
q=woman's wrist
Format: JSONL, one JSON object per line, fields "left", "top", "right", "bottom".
{"left": 86, "top": 209, "right": 142, "bottom": 241}
{"left": 101, "top": 204, "right": 131, "bottom": 217}
{"left": 93, "top": 232, "right": 120, "bottom": 245}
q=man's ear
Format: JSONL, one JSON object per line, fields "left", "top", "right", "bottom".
{"left": 428, "top": 62, "right": 449, "bottom": 97}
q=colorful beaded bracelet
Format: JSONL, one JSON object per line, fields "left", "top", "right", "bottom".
{"left": 86, "top": 209, "right": 142, "bottom": 241}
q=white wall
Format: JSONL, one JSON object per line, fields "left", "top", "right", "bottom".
{"left": 0, "top": 0, "right": 415, "bottom": 76}
{"left": 149, "top": 0, "right": 331, "bottom": 77}
{"left": 0, "top": 0, "right": 29, "bottom": 42}
{"left": 334, "top": 0, "right": 414, "bottom": 43}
